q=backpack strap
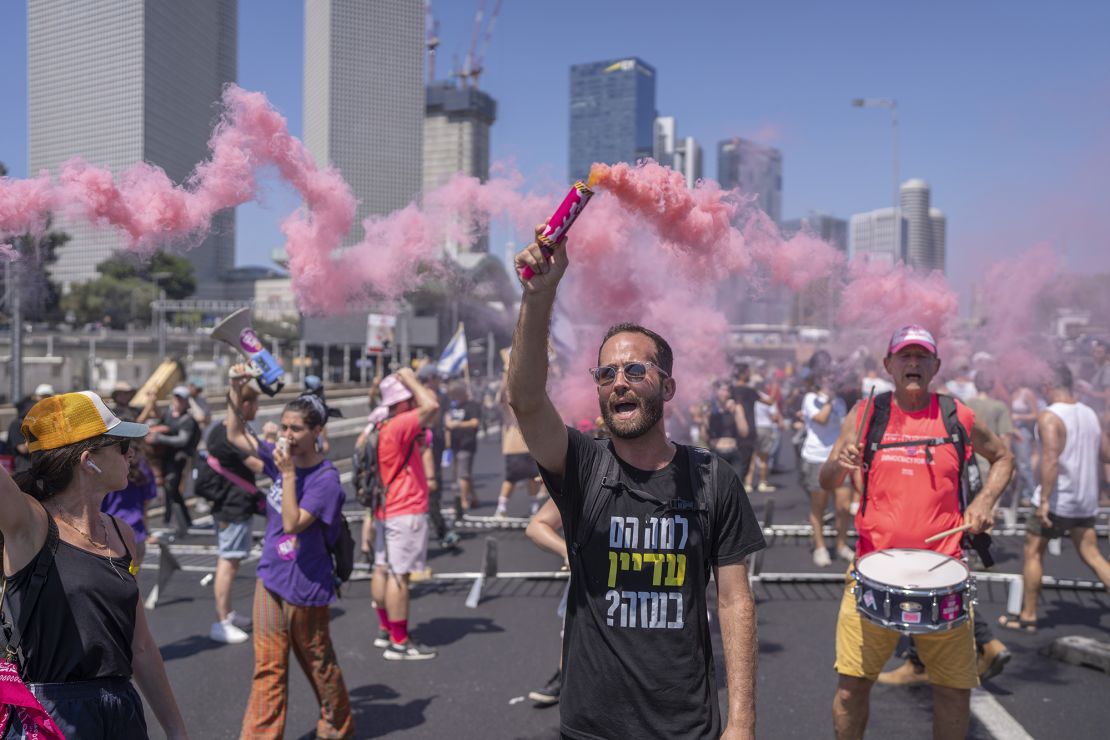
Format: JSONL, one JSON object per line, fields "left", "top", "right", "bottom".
{"left": 683, "top": 445, "right": 717, "bottom": 552}
{"left": 570, "top": 440, "right": 622, "bottom": 562}
{"left": 859, "top": 391, "right": 893, "bottom": 517}
{"left": 1, "top": 511, "right": 60, "bottom": 671}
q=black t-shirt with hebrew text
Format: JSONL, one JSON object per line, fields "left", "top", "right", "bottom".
{"left": 538, "top": 428, "right": 765, "bottom": 740}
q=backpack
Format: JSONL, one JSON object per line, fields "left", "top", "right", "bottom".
{"left": 328, "top": 514, "right": 356, "bottom": 593}
{"left": 858, "top": 392, "right": 991, "bottom": 565}
{"left": 352, "top": 421, "right": 418, "bottom": 511}
{"left": 571, "top": 440, "right": 719, "bottom": 566}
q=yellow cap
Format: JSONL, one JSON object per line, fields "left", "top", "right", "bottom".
{"left": 21, "top": 391, "right": 148, "bottom": 453}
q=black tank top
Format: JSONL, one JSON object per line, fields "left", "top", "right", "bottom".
{"left": 5, "top": 513, "right": 137, "bottom": 683}
{"left": 707, "top": 403, "right": 740, "bottom": 440}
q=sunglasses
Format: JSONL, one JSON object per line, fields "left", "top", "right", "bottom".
{"left": 588, "top": 361, "right": 669, "bottom": 387}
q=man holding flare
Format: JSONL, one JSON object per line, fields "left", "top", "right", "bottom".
{"left": 508, "top": 222, "right": 764, "bottom": 740}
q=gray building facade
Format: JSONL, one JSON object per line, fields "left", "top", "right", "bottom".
{"left": 28, "top": 0, "right": 237, "bottom": 293}
{"left": 900, "top": 178, "right": 946, "bottom": 273}
{"left": 304, "top": 0, "right": 424, "bottom": 244}
{"left": 424, "top": 82, "right": 497, "bottom": 253}
{"left": 783, "top": 213, "right": 848, "bottom": 253}
{"left": 568, "top": 58, "right": 656, "bottom": 182}
{"left": 717, "top": 137, "right": 783, "bottom": 225}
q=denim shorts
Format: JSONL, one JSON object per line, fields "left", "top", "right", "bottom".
{"left": 217, "top": 518, "right": 253, "bottom": 560}
{"left": 3, "top": 677, "right": 148, "bottom": 739}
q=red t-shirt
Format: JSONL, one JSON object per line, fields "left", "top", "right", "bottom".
{"left": 376, "top": 408, "right": 429, "bottom": 519}
{"left": 856, "top": 394, "right": 975, "bottom": 558}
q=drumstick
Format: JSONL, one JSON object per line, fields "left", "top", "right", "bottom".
{"left": 851, "top": 388, "right": 875, "bottom": 491}
{"left": 924, "top": 523, "right": 971, "bottom": 544}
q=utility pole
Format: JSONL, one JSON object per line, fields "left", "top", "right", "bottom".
{"left": 8, "top": 256, "right": 23, "bottom": 401}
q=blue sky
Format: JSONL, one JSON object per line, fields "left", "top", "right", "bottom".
{"left": 2, "top": 0, "right": 1109, "bottom": 301}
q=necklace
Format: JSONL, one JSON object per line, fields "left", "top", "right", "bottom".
{"left": 49, "top": 509, "right": 127, "bottom": 582}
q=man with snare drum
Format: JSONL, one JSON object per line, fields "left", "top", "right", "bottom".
{"left": 819, "top": 325, "right": 1014, "bottom": 740}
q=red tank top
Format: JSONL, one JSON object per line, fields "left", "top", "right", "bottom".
{"left": 856, "top": 394, "right": 975, "bottom": 558}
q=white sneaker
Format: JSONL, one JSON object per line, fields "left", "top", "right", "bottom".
{"left": 227, "top": 610, "right": 252, "bottom": 631}
{"left": 813, "top": 547, "right": 832, "bottom": 568}
{"left": 837, "top": 545, "right": 856, "bottom": 562}
{"left": 210, "top": 619, "right": 250, "bottom": 644}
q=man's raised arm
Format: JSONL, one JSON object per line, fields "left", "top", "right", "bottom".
{"left": 507, "top": 225, "right": 570, "bottom": 478}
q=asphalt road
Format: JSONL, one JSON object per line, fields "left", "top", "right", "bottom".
{"left": 142, "top": 431, "right": 1110, "bottom": 739}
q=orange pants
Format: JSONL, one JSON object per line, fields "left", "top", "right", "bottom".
{"left": 240, "top": 581, "right": 354, "bottom": 739}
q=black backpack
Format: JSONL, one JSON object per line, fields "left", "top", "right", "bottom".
{"left": 859, "top": 392, "right": 991, "bottom": 565}
{"left": 328, "top": 514, "right": 356, "bottom": 592}
{"left": 352, "top": 421, "right": 417, "bottom": 511}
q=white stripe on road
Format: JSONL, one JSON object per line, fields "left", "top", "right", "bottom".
{"left": 970, "top": 688, "right": 1034, "bottom": 740}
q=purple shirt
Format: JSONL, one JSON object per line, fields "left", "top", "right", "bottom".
{"left": 101, "top": 459, "right": 158, "bottom": 542}
{"left": 255, "top": 441, "right": 345, "bottom": 606}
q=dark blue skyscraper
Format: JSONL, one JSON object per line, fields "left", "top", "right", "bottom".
{"left": 568, "top": 57, "right": 656, "bottom": 181}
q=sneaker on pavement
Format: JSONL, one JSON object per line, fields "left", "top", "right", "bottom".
{"left": 210, "top": 619, "right": 250, "bottom": 644}
{"left": 528, "top": 669, "right": 562, "bottom": 706}
{"left": 813, "top": 547, "right": 832, "bottom": 568}
{"left": 373, "top": 629, "right": 391, "bottom": 649}
{"left": 837, "top": 545, "right": 856, "bottom": 562}
{"left": 757, "top": 482, "right": 777, "bottom": 493}
{"left": 384, "top": 640, "right": 437, "bottom": 661}
{"left": 440, "top": 531, "right": 461, "bottom": 549}
{"left": 494, "top": 509, "right": 508, "bottom": 519}
{"left": 227, "top": 610, "right": 252, "bottom": 631}
{"left": 876, "top": 658, "right": 929, "bottom": 686}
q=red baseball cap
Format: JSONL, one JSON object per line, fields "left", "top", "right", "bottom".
{"left": 888, "top": 325, "right": 938, "bottom": 356}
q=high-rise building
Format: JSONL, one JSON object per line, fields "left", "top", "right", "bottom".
{"left": 673, "top": 136, "right": 702, "bottom": 190}
{"left": 28, "top": 0, "right": 237, "bottom": 293}
{"left": 899, "top": 179, "right": 946, "bottom": 273}
{"left": 849, "top": 208, "right": 906, "bottom": 265}
{"left": 424, "top": 81, "right": 497, "bottom": 253}
{"left": 929, "top": 207, "right": 946, "bottom": 274}
{"left": 568, "top": 58, "right": 656, "bottom": 181}
{"left": 304, "top": 0, "right": 424, "bottom": 246}
{"left": 653, "top": 116, "right": 676, "bottom": 168}
{"left": 717, "top": 138, "right": 783, "bottom": 225}
{"left": 783, "top": 213, "right": 848, "bottom": 253}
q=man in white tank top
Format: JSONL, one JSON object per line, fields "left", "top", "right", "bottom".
{"left": 1000, "top": 363, "right": 1110, "bottom": 631}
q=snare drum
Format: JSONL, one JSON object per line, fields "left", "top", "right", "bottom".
{"left": 851, "top": 548, "right": 972, "bottom": 634}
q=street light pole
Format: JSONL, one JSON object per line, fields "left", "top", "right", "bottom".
{"left": 151, "top": 271, "right": 171, "bottom": 361}
{"left": 851, "top": 98, "right": 900, "bottom": 261}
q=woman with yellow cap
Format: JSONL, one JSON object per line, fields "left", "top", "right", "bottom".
{"left": 1, "top": 391, "right": 188, "bottom": 739}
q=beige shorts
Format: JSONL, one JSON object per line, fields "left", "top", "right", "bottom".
{"left": 373, "top": 514, "right": 429, "bottom": 575}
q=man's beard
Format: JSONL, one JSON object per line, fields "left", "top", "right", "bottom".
{"left": 599, "top": 390, "right": 665, "bottom": 440}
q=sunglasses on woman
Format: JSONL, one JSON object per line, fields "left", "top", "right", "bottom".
{"left": 588, "top": 361, "right": 669, "bottom": 387}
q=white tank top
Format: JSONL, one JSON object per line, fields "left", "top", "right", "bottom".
{"left": 1033, "top": 401, "right": 1101, "bottom": 517}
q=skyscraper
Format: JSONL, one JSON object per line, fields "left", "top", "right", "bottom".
{"left": 717, "top": 138, "right": 783, "bottom": 225}
{"left": 304, "top": 0, "right": 424, "bottom": 245}
{"left": 653, "top": 116, "right": 676, "bottom": 168}
{"left": 900, "top": 179, "right": 946, "bottom": 273}
{"left": 673, "top": 136, "right": 702, "bottom": 190}
{"left": 28, "top": 0, "right": 237, "bottom": 293}
{"left": 849, "top": 208, "right": 906, "bottom": 265}
{"left": 568, "top": 58, "right": 657, "bottom": 181}
{"left": 783, "top": 213, "right": 848, "bottom": 253}
{"left": 424, "top": 81, "right": 497, "bottom": 253}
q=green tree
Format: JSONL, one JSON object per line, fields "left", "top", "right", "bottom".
{"left": 96, "top": 250, "right": 196, "bottom": 299}
{"left": 60, "top": 274, "right": 158, "bottom": 328}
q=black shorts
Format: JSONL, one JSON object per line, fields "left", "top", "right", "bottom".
{"left": 505, "top": 453, "right": 538, "bottom": 483}
{"left": 1027, "top": 512, "right": 1097, "bottom": 539}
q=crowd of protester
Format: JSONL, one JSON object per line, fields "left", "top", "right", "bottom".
{"left": 1, "top": 330, "right": 1108, "bottom": 737}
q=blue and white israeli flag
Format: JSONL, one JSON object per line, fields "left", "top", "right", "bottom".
{"left": 436, "top": 323, "right": 469, "bottom": 378}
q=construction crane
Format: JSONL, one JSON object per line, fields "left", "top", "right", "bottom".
{"left": 425, "top": 0, "right": 440, "bottom": 83}
{"left": 460, "top": 0, "right": 502, "bottom": 89}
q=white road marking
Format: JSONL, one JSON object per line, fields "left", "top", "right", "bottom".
{"left": 970, "top": 688, "right": 1035, "bottom": 740}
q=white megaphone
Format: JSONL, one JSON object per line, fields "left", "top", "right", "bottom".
{"left": 212, "top": 308, "right": 285, "bottom": 392}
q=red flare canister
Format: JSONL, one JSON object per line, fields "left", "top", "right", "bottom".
{"left": 520, "top": 180, "right": 595, "bottom": 281}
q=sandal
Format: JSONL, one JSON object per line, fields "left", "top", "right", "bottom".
{"left": 998, "top": 614, "right": 1038, "bottom": 633}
